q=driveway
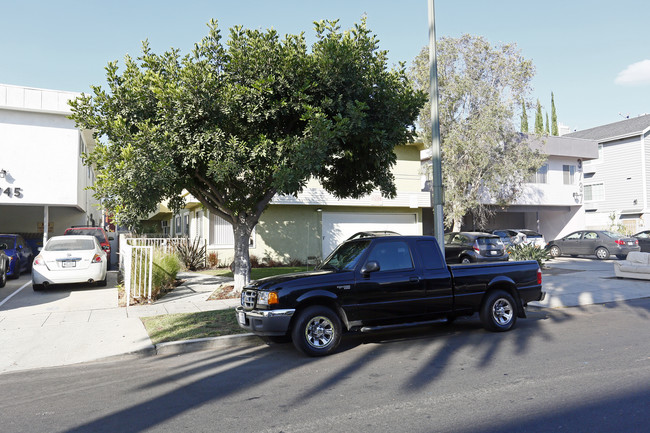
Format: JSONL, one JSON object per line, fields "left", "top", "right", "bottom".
{"left": 534, "top": 256, "right": 650, "bottom": 308}
{"left": 0, "top": 272, "right": 152, "bottom": 373}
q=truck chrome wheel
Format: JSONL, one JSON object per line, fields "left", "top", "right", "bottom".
{"left": 491, "top": 298, "right": 513, "bottom": 326}
{"left": 480, "top": 290, "right": 518, "bottom": 332}
{"left": 305, "top": 316, "right": 335, "bottom": 348}
{"left": 292, "top": 306, "right": 342, "bottom": 356}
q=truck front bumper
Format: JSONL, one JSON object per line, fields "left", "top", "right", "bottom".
{"left": 235, "top": 306, "right": 295, "bottom": 336}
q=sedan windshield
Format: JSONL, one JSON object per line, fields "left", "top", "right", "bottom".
{"left": 318, "top": 240, "right": 371, "bottom": 271}
{"left": 45, "top": 239, "right": 96, "bottom": 251}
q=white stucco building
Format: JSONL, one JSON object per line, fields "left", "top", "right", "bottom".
{"left": 0, "top": 84, "right": 99, "bottom": 249}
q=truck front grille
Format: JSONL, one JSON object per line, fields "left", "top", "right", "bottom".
{"left": 241, "top": 290, "right": 257, "bottom": 309}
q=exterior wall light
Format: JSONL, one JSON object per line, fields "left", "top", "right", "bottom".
{"left": 0, "top": 169, "right": 6, "bottom": 178}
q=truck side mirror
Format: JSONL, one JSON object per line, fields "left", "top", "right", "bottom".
{"left": 361, "top": 261, "right": 380, "bottom": 275}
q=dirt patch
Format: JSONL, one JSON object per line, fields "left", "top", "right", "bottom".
{"left": 207, "top": 284, "right": 239, "bottom": 300}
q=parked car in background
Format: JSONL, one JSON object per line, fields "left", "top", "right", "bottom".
{"left": 0, "top": 248, "right": 7, "bottom": 288}
{"left": 0, "top": 234, "right": 34, "bottom": 278}
{"left": 63, "top": 227, "right": 112, "bottom": 268}
{"left": 444, "top": 232, "right": 508, "bottom": 264}
{"left": 632, "top": 230, "right": 650, "bottom": 252}
{"left": 492, "top": 229, "right": 546, "bottom": 248}
{"left": 546, "top": 230, "right": 640, "bottom": 260}
{"left": 32, "top": 235, "right": 107, "bottom": 291}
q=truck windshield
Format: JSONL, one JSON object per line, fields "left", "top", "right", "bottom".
{"left": 318, "top": 240, "right": 370, "bottom": 271}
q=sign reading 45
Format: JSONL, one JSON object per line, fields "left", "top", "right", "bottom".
{"left": 2, "top": 187, "right": 23, "bottom": 198}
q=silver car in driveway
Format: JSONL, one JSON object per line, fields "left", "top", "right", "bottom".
{"left": 546, "top": 230, "right": 640, "bottom": 260}
{"left": 31, "top": 235, "right": 108, "bottom": 290}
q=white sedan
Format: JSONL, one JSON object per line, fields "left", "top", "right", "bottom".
{"left": 32, "top": 235, "right": 108, "bottom": 291}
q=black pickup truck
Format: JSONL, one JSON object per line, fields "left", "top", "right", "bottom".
{"left": 236, "top": 234, "right": 545, "bottom": 356}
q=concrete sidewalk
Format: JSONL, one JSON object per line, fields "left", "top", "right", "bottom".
{"left": 0, "top": 259, "right": 647, "bottom": 374}
{"left": 0, "top": 272, "right": 240, "bottom": 374}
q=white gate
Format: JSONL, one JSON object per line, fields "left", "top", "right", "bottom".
{"left": 120, "top": 236, "right": 196, "bottom": 305}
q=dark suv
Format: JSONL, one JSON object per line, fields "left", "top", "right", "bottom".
{"left": 444, "top": 232, "right": 509, "bottom": 264}
{"left": 64, "top": 227, "right": 113, "bottom": 268}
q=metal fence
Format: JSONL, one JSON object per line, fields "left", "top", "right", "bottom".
{"left": 120, "top": 236, "right": 201, "bottom": 305}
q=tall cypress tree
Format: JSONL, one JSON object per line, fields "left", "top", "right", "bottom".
{"left": 551, "top": 92, "right": 558, "bottom": 135}
{"left": 535, "top": 99, "right": 543, "bottom": 134}
{"left": 521, "top": 100, "right": 529, "bottom": 133}
{"left": 545, "top": 112, "right": 550, "bottom": 135}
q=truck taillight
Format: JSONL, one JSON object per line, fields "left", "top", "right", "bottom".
{"left": 537, "top": 268, "right": 542, "bottom": 285}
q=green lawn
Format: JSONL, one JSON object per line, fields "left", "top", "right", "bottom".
{"left": 142, "top": 266, "right": 310, "bottom": 344}
{"left": 141, "top": 309, "right": 247, "bottom": 345}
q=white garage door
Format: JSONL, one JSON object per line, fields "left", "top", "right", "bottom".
{"left": 322, "top": 212, "right": 420, "bottom": 257}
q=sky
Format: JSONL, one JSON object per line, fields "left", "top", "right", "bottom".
{"left": 1, "top": 0, "right": 649, "bottom": 132}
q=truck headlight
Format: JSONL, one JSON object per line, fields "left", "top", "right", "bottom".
{"left": 257, "top": 291, "right": 279, "bottom": 306}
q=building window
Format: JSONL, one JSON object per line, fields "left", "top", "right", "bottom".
{"left": 161, "top": 220, "right": 170, "bottom": 236}
{"left": 183, "top": 215, "right": 189, "bottom": 236}
{"left": 584, "top": 183, "right": 605, "bottom": 202}
{"left": 174, "top": 215, "right": 182, "bottom": 235}
{"left": 563, "top": 165, "right": 576, "bottom": 185}
{"left": 210, "top": 213, "right": 255, "bottom": 247}
{"left": 527, "top": 164, "right": 548, "bottom": 184}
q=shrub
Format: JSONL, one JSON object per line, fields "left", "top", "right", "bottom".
{"left": 507, "top": 243, "right": 550, "bottom": 268}
{"left": 176, "top": 238, "right": 206, "bottom": 270}
{"left": 151, "top": 252, "right": 181, "bottom": 298}
{"left": 207, "top": 252, "right": 219, "bottom": 268}
{"left": 249, "top": 254, "right": 261, "bottom": 268}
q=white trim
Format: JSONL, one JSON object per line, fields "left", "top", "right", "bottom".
{"left": 271, "top": 189, "right": 431, "bottom": 208}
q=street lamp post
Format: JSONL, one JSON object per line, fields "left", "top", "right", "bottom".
{"left": 428, "top": 0, "right": 445, "bottom": 254}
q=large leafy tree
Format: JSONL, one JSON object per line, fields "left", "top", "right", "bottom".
{"left": 410, "top": 34, "right": 545, "bottom": 231}
{"left": 70, "top": 19, "right": 425, "bottom": 290}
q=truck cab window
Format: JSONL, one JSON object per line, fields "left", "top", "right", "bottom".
{"left": 366, "top": 241, "right": 413, "bottom": 271}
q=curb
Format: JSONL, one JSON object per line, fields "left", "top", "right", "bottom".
{"left": 95, "top": 333, "right": 263, "bottom": 363}
{"left": 155, "top": 333, "right": 263, "bottom": 355}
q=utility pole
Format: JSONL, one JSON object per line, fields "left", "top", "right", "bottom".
{"left": 428, "top": 0, "right": 445, "bottom": 254}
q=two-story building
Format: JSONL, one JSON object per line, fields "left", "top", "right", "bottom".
{"left": 565, "top": 114, "right": 650, "bottom": 234}
{"left": 145, "top": 143, "right": 431, "bottom": 265}
{"left": 0, "top": 84, "right": 99, "bottom": 248}
{"left": 421, "top": 135, "right": 599, "bottom": 241}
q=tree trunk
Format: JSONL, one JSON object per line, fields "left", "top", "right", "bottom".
{"left": 232, "top": 220, "right": 253, "bottom": 293}
{"left": 452, "top": 218, "right": 462, "bottom": 232}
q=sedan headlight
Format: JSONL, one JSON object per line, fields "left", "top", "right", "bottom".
{"left": 257, "top": 291, "right": 279, "bottom": 306}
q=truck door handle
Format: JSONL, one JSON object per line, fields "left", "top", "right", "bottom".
{"left": 409, "top": 276, "right": 420, "bottom": 283}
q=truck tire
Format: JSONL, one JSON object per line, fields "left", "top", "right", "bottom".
{"left": 595, "top": 247, "right": 610, "bottom": 260}
{"left": 480, "top": 290, "right": 517, "bottom": 332}
{"left": 291, "top": 306, "right": 342, "bottom": 357}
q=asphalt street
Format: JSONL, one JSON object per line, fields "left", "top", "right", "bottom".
{"left": 0, "top": 297, "right": 648, "bottom": 433}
